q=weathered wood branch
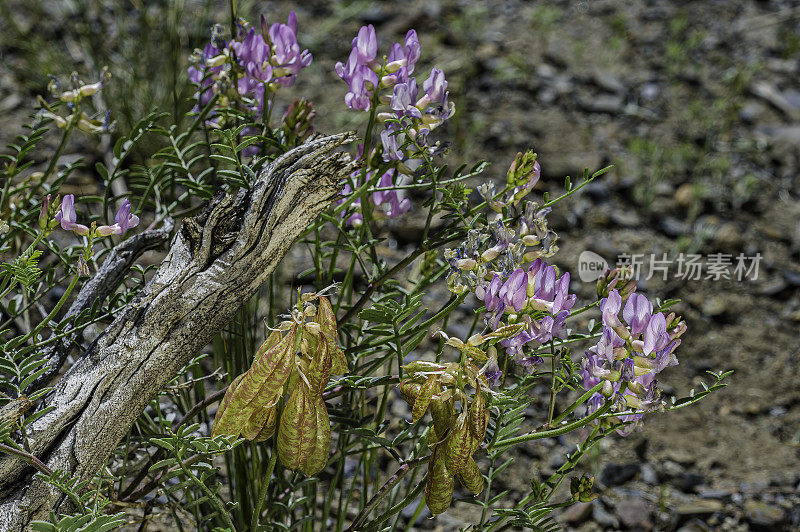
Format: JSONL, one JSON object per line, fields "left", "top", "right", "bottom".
{"left": 25, "top": 219, "right": 175, "bottom": 395}
{"left": 0, "top": 132, "right": 357, "bottom": 530}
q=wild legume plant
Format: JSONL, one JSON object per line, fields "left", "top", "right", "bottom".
{"left": 0, "top": 7, "right": 730, "bottom": 531}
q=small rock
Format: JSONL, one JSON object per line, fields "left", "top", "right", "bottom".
{"left": 577, "top": 94, "right": 625, "bottom": 114}
{"left": 674, "top": 183, "right": 695, "bottom": 207}
{"left": 592, "top": 70, "right": 625, "bottom": 94}
{"left": 701, "top": 296, "right": 727, "bottom": 318}
{"left": 697, "top": 487, "right": 733, "bottom": 500}
{"left": 782, "top": 89, "right": 800, "bottom": 110}
{"left": 757, "top": 125, "right": 800, "bottom": 143}
{"left": 740, "top": 101, "right": 767, "bottom": 123}
{"left": 640, "top": 463, "right": 659, "bottom": 485}
{"left": 660, "top": 460, "right": 684, "bottom": 479}
{"left": 610, "top": 210, "right": 641, "bottom": 228}
{"left": 782, "top": 269, "right": 800, "bottom": 287}
{"left": 676, "top": 499, "right": 723, "bottom": 517}
{"left": 716, "top": 223, "right": 744, "bottom": 251}
{"left": 658, "top": 216, "right": 686, "bottom": 238}
{"left": 759, "top": 278, "right": 790, "bottom": 298}
{"left": 561, "top": 502, "right": 593, "bottom": 524}
{"left": 615, "top": 496, "right": 652, "bottom": 530}
{"left": 640, "top": 82, "right": 660, "bottom": 101}
{"left": 593, "top": 504, "right": 619, "bottom": 528}
{"left": 600, "top": 463, "right": 640, "bottom": 487}
{"left": 743, "top": 499, "right": 785, "bottom": 529}
{"left": 677, "top": 520, "right": 712, "bottom": 532}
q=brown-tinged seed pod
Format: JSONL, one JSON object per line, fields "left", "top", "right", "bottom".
{"left": 301, "top": 395, "right": 331, "bottom": 475}
{"left": 277, "top": 380, "right": 317, "bottom": 472}
{"left": 413, "top": 375, "right": 438, "bottom": 422}
{"left": 250, "top": 405, "right": 278, "bottom": 442}
{"left": 425, "top": 444, "right": 454, "bottom": 515}
{"left": 443, "top": 412, "right": 471, "bottom": 474}
{"left": 211, "top": 374, "right": 245, "bottom": 437}
{"left": 398, "top": 379, "right": 422, "bottom": 404}
{"left": 317, "top": 296, "right": 349, "bottom": 375}
{"left": 457, "top": 456, "right": 485, "bottom": 495}
{"left": 469, "top": 392, "right": 489, "bottom": 443}
{"left": 430, "top": 397, "right": 455, "bottom": 437}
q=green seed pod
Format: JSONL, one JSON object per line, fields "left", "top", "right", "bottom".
{"left": 316, "top": 296, "right": 349, "bottom": 375}
{"left": 469, "top": 392, "right": 489, "bottom": 444}
{"left": 425, "top": 444, "right": 454, "bottom": 515}
{"left": 250, "top": 405, "right": 278, "bottom": 442}
{"left": 413, "top": 375, "right": 438, "bottom": 422}
{"left": 430, "top": 397, "right": 455, "bottom": 437}
{"left": 301, "top": 396, "right": 331, "bottom": 476}
{"left": 398, "top": 379, "right": 422, "bottom": 404}
{"left": 443, "top": 412, "right": 471, "bottom": 475}
{"left": 457, "top": 456, "right": 485, "bottom": 495}
{"left": 307, "top": 334, "right": 332, "bottom": 398}
{"left": 277, "top": 380, "right": 317, "bottom": 472}
{"left": 211, "top": 374, "right": 245, "bottom": 437}
{"left": 211, "top": 329, "right": 297, "bottom": 439}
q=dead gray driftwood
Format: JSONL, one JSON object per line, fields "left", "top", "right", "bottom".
{"left": 0, "top": 132, "right": 357, "bottom": 529}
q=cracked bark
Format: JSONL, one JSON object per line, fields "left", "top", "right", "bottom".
{"left": 0, "top": 132, "right": 357, "bottom": 530}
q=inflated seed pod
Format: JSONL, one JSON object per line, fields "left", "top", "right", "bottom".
{"left": 457, "top": 456, "right": 485, "bottom": 495}
{"left": 307, "top": 334, "right": 332, "bottom": 398}
{"left": 443, "top": 412, "right": 471, "bottom": 475}
{"left": 398, "top": 379, "right": 422, "bottom": 405}
{"left": 316, "top": 296, "right": 349, "bottom": 375}
{"left": 211, "top": 374, "right": 244, "bottom": 437}
{"left": 429, "top": 397, "right": 455, "bottom": 436}
{"left": 277, "top": 379, "right": 317, "bottom": 472}
{"left": 469, "top": 392, "right": 489, "bottom": 444}
{"left": 211, "top": 329, "right": 297, "bottom": 439}
{"left": 425, "top": 444, "right": 454, "bottom": 515}
{"left": 301, "top": 395, "right": 331, "bottom": 475}
{"left": 412, "top": 375, "right": 439, "bottom": 422}
{"left": 250, "top": 405, "right": 278, "bottom": 442}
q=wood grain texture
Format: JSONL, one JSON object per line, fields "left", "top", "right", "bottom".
{"left": 0, "top": 132, "right": 357, "bottom": 530}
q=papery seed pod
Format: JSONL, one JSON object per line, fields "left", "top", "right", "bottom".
{"left": 301, "top": 396, "right": 331, "bottom": 475}
{"left": 463, "top": 344, "right": 488, "bottom": 364}
{"left": 212, "top": 374, "right": 245, "bottom": 437}
{"left": 430, "top": 397, "right": 455, "bottom": 437}
{"left": 317, "top": 296, "right": 349, "bottom": 375}
{"left": 277, "top": 379, "right": 317, "bottom": 472}
{"left": 307, "top": 335, "right": 332, "bottom": 398}
{"left": 457, "top": 456, "right": 485, "bottom": 495}
{"left": 413, "top": 375, "right": 438, "bottom": 422}
{"left": 443, "top": 412, "right": 471, "bottom": 474}
{"left": 469, "top": 392, "right": 489, "bottom": 443}
{"left": 427, "top": 425, "right": 442, "bottom": 450}
{"left": 214, "top": 328, "right": 297, "bottom": 439}
{"left": 258, "top": 330, "right": 284, "bottom": 359}
{"left": 250, "top": 405, "right": 278, "bottom": 442}
{"left": 425, "top": 444, "right": 454, "bottom": 515}
{"left": 398, "top": 379, "right": 422, "bottom": 404}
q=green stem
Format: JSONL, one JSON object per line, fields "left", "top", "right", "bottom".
{"left": 490, "top": 401, "right": 611, "bottom": 451}
{"left": 250, "top": 446, "right": 278, "bottom": 530}
{"left": 9, "top": 273, "right": 79, "bottom": 350}
{"left": 547, "top": 341, "right": 557, "bottom": 426}
{"left": 179, "top": 457, "right": 236, "bottom": 531}
{"left": 552, "top": 382, "right": 603, "bottom": 425}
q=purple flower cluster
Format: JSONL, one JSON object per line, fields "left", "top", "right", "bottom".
{"left": 337, "top": 164, "right": 412, "bottom": 227}
{"left": 580, "top": 290, "right": 685, "bottom": 435}
{"left": 475, "top": 259, "right": 576, "bottom": 366}
{"left": 334, "top": 25, "right": 455, "bottom": 226}
{"left": 55, "top": 195, "right": 139, "bottom": 238}
{"left": 188, "top": 13, "right": 312, "bottom": 116}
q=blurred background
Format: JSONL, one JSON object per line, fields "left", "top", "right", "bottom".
{"left": 1, "top": 0, "right": 799, "bottom": 529}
